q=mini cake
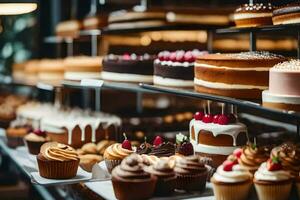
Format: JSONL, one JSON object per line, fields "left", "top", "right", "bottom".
{"left": 233, "top": 3, "right": 273, "bottom": 27}
{"left": 38, "top": 59, "right": 65, "bottom": 82}
{"left": 55, "top": 20, "right": 82, "bottom": 37}
{"left": 154, "top": 50, "right": 207, "bottom": 88}
{"left": 63, "top": 56, "right": 102, "bottom": 81}
{"left": 24, "top": 130, "right": 49, "bottom": 155}
{"left": 102, "top": 53, "right": 155, "bottom": 83}
{"left": 195, "top": 52, "right": 286, "bottom": 99}
{"left": 83, "top": 15, "right": 108, "bottom": 30}
{"left": 190, "top": 111, "right": 248, "bottom": 168}
{"left": 37, "top": 142, "right": 80, "bottom": 179}
{"left": 272, "top": 3, "right": 300, "bottom": 25}
{"left": 108, "top": 10, "right": 166, "bottom": 30}
{"left": 263, "top": 60, "right": 300, "bottom": 112}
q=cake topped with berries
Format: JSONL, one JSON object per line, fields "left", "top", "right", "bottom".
{"left": 154, "top": 50, "right": 207, "bottom": 88}
{"left": 102, "top": 53, "right": 156, "bottom": 83}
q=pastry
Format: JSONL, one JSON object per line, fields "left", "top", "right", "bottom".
{"left": 24, "top": 129, "right": 49, "bottom": 155}
{"left": 211, "top": 160, "right": 252, "bottom": 200}
{"left": 154, "top": 50, "right": 207, "bottom": 88}
{"left": 12, "top": 61, "right": 26, "bottom": 81}
{"left": 272, "top": 3, "right": 300, "bottom": 25}
{"left": 233, "top": 3, "right": 273, "bottom": 27}
{"left": 195, "top": 52, "right": 286, "bottom": 99}
{"left": 37, "top": 59, "right": 65, "bottom": 82}
{"left": 55, "top": 20, "right": 82, "bottom": 37}
{"left": 6, "top": 120, "right": 32, "bottom": 148}
{"left": 23, "top": 59, "right": 40, "bottom": 83}
{"left": 111, "top": 154, "right": 157, "bottom": 200}
{"left": 102, "top": 53, "right": 155, "bottom": 83}
{"left": 79, "top": 154, "right": 103, "bottom": 172}
{"left": 174, "top": 155, "right": 208, "bottom": 191}
{"left": 81, "top": 143, "right": 98, "bottom": 154}
{"left": 262, "top": 60, "right": 300, "bottom": 112}
{"left": 145, "top": 159, "right": 176, "bottom": 196}
{"left": 82, "top": 15, "right": 108, "bottom": 30}
{"left": 254, "top": 157, "right": 292, "bottom": 200}
{"left": 37, "top": 142, "right": 79, "bottom": 179}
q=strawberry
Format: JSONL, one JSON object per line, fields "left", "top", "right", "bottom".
{"left": 223, "top": 160, "right": 235, "bottom": 171}
{"left": 33, "top": 129, "right": 46, "bottom": 137}
{"left": 163, "top": 51, "right": 171, "bottom": 61}
{"left": 227, "top": 154, "right": 238, "bottom": 164}
{"left": 121, "top": 133, "right": 132, "bottom": 150}
{"left": 202, "top": 114, "right": 213, "bottom": 123}
{"left": 218, "top": 114, "right": 229, "bottom": 125}
{"left": 158, "top": 52, "right": 164, "bottom": 61}
{"left": 153, "top": 136, "right": 163, "bottom": 147}
{"left": 267, "top": 157, "right": 282, "bottom": 171}
{"left": 122, "top": 53, "right": 131, "bottom": 60}
{"left": 169, "top": 52, "right": 177, "bottom": 62}
{"left": 233, "top": 148, "right": 243, "bottom": 159}
{"left": 213, "top": 114, "right": 220, "bottom": 124}
{"left": 179, "top": 141, "right": 194, "bottom": 156}
{"left": 194, "top": 112, "right": 204, "bottom": 121}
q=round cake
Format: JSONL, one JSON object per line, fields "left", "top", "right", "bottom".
{"left": 190, "top": 112, "right": 248, "bottom": 168}
{"left": 272, "top": 3, "right": 300, "bottom": 25}
{"left": 38, "top": 59, "right": 65, "bottom": 82}
{"left": 233, "top": 3, "right": 274, "bottom": 27}
{"left": 154, "top": 50, "right": 207, "bottom": 88}
{"left": 263, "top": 60, "right": 300, "bottom": 112}
{"left": 55, "top": 20, "right": 82, "bottom": 37}
{"left": 194, "top": 52, "right": 286, "bottom": 99}
{"left": 102, "top": 53, "right": 155, "bottom": 83}
{"left": 83, "top": 15, "right": 108, "bottom": 30}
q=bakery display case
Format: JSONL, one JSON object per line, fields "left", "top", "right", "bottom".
{"left": 1, "top": 0, "right": 300, "bottom": 199}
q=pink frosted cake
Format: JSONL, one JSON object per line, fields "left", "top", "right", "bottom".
{"left": 263, "top": 60, "right": 300, "bottom": 112}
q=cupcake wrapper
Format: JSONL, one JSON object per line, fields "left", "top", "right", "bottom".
{"left": 212, "top": 180, "right": 252, "bottom": 200}
{"left": 105, "top": 159, "right": 122, "bottom": 173}
{"left": 154, "top": 176, "right": 176, "bottom": 196}
{"left": 24, "top": 139, "right": 46, "bottom": 155}
{"left": 254, "top": 181, "right": 292, "bottom": 200}
{"left": 37, "top": 155, "right": 79, "bottom": 179}
{"left": 175, "top": 172, "right": 208, "bottom": 191}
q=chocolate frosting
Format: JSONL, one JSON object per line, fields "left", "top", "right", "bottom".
{"left": 174, "top": 155, "right": 207, "bottom": 175}
{"left": 136, "top": 142, "right": 153, "bottom": 155}
{"left": 145, "top": 160, "right": 175, "bottom": 178}
{"left": 148, "top": 142, "right": 175, "bottom": 157}
{"left": 154, "top": 62, "right": 194, "bottom": 80}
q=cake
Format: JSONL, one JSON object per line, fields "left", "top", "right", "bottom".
{"left": 38, "top": 59, "right": 65, "bottom": 82}
{"left": 272, "top": 3, "right": 300, "bottom": 25}
{"left": 23, "top": 59, "right": 40, "bottom": 83}
{"left": 83, "top": 15, "right": 108, "bottom": 30}
{"left": 55, "top": 20, "right": 82, "bottom": 37}
{"left": 190, "top": 111, "right": 248, "bottom": 168}
{"left": 233, "top": 3, "right": 273, "bottom": 27}
{"left": 154, "top": 50, "right": 207, "bottom": 88}
{"left": 24, "top": 130, "right": 49, "bottom": 155}
{"left": 12, "top": 61, "right": 26, "bottom": 81}
{"left": 63, "top": 56, "right": 102, "bottom": 81}
{"left": 107, "top": 10, "right": 166, "bottom": 30}
{"left": 194, "top": 52, "right": 286, "bottom": 99}
{"left": 102, "top": 53, "right": 155, "bottom": 83}
{"left": 263, "top": 60, "right": 300, "bottom": 112}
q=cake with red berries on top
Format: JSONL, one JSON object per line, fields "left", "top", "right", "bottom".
{"left": 154, "top": 50, "right": 208, "bottom": 88}
{"left": 190, "top": 109, "right": 248, "bottom": 168}
{"left": 102, "top": 53, "right": 156, "bottom": 83}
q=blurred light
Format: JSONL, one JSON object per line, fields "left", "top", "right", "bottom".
{"left": 0, "top": 3, "right": 37, "bottom": 15}
{"left": 99, "top": 0, "right": 105, "bottom": 5}
{"left": 140, "top": 35, "right": 151, "bottom": 46}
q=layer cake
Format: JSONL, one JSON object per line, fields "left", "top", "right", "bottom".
{"left": 273, "top": 3, "right": 300, "bottom": 25}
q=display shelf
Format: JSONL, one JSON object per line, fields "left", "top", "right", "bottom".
{"left": 140, "top": 84, "right": 300, "bottom": 123}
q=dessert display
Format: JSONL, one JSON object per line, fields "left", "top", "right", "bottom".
{"left": 24, "top": 129, "right": 49, "bottom": 155}
{"left": 233, "top": 3, "right": 273, "bottom": 27}
{"left": 108, "top": 10, "right": 166, "bottom": 30}
{"left": 23, "top": 59, "right": 40, "bottom": 83}
{"left": 195, "top": 52, "right": 286, "bottom": 99}
{"left": 6, "top": 121, "right": 31, "bottom": 148}
{"left": 12, "top": 61, "right": 26, "bottom": 81}
{"left": 272, "top": 3, "right": 300, "bottom": 25}
{"left": 37, "top": 142, "right": 80, "bottom": 179}
{"left": 55, "top": 20, "right": 82, "bottom": 37}
{"left": 82, "top": 15, "right": 108, "bottom": 30}
{"left": 111, "top": 154, "right": 157, "bottom": 200}
{"left": 154, "top": 50, "right": 208, "bottom": 88}
{"left": 211, "top": 160, "right": 252, "bottom": 200}
{"left": 262, "top": 60, "right": 300, "bottom": 112}
{"left": 63, "top": 56, "right": 102, "bottom": 81}
{"left": 254, "top": 156, "right": 292, "bottom": 200}
{"left": 102, "top": 53, "right": 155, "bottom": 83}
{"left": 37, "top": 59, "right": 65, "bottom": 82}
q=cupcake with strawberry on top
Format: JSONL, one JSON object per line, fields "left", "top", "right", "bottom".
{"left": 24, "top": 129, "right": 50, "bottom": 155}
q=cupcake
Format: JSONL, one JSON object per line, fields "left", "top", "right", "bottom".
{"left": 254, "top": 156, "right": 292, "bottom": 200}
{"left": 111, "top": 154, "right": 157, "bottom": 200}
{"left": 104, "top": 135, "right": 134, "bottom": 173}
{"left": 24, "top": 129, "right": 49, "bottom": 155}
{"left": 37, "top": 142, "right": 80, "bottom": 179}
{"left": 145, "top": 159, "right": 176, "bottom": 196}
{"left": 174, "top": 155, "right": 208, "bottom": 191}
{"left": 211, "top": 160, "right": 252, "bottom": 200}
{"left": 96, "top": 140, "right": 115, "bottom": 155}
{"left": 6, "top": 121, "right": 32, "bottom": 148}
{"left": 237, "top": 143, "right": 270, "bottom": 174}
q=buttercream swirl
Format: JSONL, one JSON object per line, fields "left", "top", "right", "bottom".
{"left": 145, "top": 160, "right": 175, "bottom": 178}
{"left": 112, "top": 154, "right": 151, "bottom": 180}
{"left": 104, "top": 143, "right": 134, "bottom": 160}
{"left": 41, "top": 142, "right": 78, "bottom": 161}
{"left": 254, "top": 162, "right": 291, "bottom": 181}
{"left": 174, "top": 155, "right": 207, "bottom": 175}
{"left": 213, "top": 164, "right": 252, "bottom": 183}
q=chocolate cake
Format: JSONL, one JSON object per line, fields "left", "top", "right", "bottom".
{"left": 272, "top": 3, "right": 300, "bottom": 25}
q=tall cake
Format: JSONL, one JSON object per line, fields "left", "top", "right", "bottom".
{"left": 272, "top": 3, "right": 300, "bottom": 25}
{"left": 263, "top": 60, "right": 300, "bottom": 112}
{"left": 190, "top": 110, "right": 248, "bottom": 168}
{"left": 194, "top": 52, "right": 286, "bottom": 99}
{"left": 154, "top": 50, "right": 207, "bottom": 88}
{"left": 102, "top": 53, "right": 155, "bottom": 83}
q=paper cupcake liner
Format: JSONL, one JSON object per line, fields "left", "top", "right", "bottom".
{"left": 254, "top": 181, "right": 292, "bottom": 200}
{"left": 154, "top": 176, "right": 176, "bottom": 196}
{"left": 24, "top": 139, "right": 46, "bottom": 155}
{"left": 212, "top": 179, "right": 252, "bottom": 200}
{"left": 105, "top": 159, "right": 122, "bottom": 173}
{"left": 175, "top": 171, "right": 208, "bottom": 191}
{"left": 37, "top": 154, "right": 79, "bottom": 179}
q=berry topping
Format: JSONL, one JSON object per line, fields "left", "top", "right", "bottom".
{"left": 176, "top": 52, "right": 184, "bottom": 62}
{"left": 227, "top": 154, "right": 238, "bottom": 164}
{"left": 170, "top": 52, "right": 177, "bottom": 62}
{"left": 223, "top": 160, "right": 235, "bottom": 171}
{"left": 194, "top": 112, "right": 204, "bottom": 121}
{"left": 213, "top": 114, "right": 220, "bottom": 124}
{"left": 202, "top": 114, "right": 213, "bottom": 123}
{"left": 123, "top": 53, "right": 131, "bottom": 60}
{"left": 158, "top": 52, "right": 164, "bottom": 61}
{"left": 153, "top": 136, "right": 163, "bottom": 147}
{"left": 267, "top": 156, "right": 282, "bottom": 171}
{"left": 227, "top": 113, "right": 237, "bottom": 123}
{"left": 33, "top": 129, "right": 46, "bottom": 137}
{"left": 122, "top": 133, "right": 132, "bottom": 150}
{"left": 233, "top": 148, "right": 243, "bottom": 159}
{"left": 176, "top": 133, "right": 194, "bottom": 156}
{"left": 184, "top": 51, "right": 195, "bottom": 62}
{"left": 218, "top": 114, "right": 229, "bottom": 125}
{"left": 163, "top": 51, "right": 170, "bottom": 61}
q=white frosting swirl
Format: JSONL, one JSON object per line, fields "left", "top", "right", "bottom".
{"left": 213, "top": 164, "right": 252, "bottom": 183}
{"left": 254, "top": 162, "right": 291, "bottom": 182}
